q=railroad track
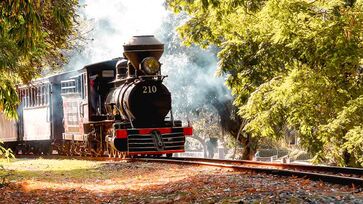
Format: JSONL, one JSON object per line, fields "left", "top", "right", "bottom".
{"left": 13, "top": 155, "right": 363, "bottom": 187}
{"left": 133, "top": 157, "right": 363, "bottom": 188}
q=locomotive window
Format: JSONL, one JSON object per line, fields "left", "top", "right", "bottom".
{"left": 30, "top": 88, "right": 33, "bottom": 107}
{"left": 33, "top": 87, "right": 36, "bottom": 107}
{"left": 36, "top": 87, "right": 40, "bottom": 106}
{"left": 20, "top": 89, "right": 24, "bottom": 107}
{"left": 23, "top": 89, "right": 26, "bottom": 107}
{"left": 27, "top": 89, "right": 30, "bottom": 107}
{"left": 34, "top": 87, "right": 37, "bottom": 106}
{"left": 26, "top": 88, "right": 30, "bottom": 108}
{"left": 31, "top": 88, "right": 34, "bottom": 107}
{"left": 76, "top": 75, "right": 82, "bottom": 95}
{"left": 26, "top": 88, "right": 29, "bottom": 107}
{"left": 44, "top": 85, "right": 49, "bottom": 105}
{"left": 79, "top": 74, "right": 86, "bottom": 99}
{"left": 22, "top": 89, "right": 26, "bottom": 107}
{"left": 33, "top": 87, "right": 37, "bottom": 107}
{"left": 79, "top": 75, "right": 82, "bottom": 98}
{"left": 83, "top": 74, "right": 87, "bottom": 99}
{"left": 61, "top": 79, "right": 78, "bottom": 95}
{"left": 65, "top": 101, "right": 79, "bottom": 126}
{"left": 21, "top": 83, "right": 50, "bottom": 108}
{"left": 30, "top": 87, "right": 34, "bottom": 107}
{"left": 35, "top": 87, "right": 38, "bottom": 106}
{"left": 23, "top": 89, "right": 27, "bottom": 107}
{"left": 102, "top": 70, "right": 114, "bottom": 78}
{"left": 38, "top": 87, "right": 41, "bottom": 106}
{"left": 19, "top": 89, "right": 24, "bottom": 107}
{"left": 33, "top": 87, "right": 37, "bottom": 106}
{"left": 41, "top": 86, "right": 44, "bottom": 105}
{"left": 39, "top": 87, "right": 42, "bottom": 106}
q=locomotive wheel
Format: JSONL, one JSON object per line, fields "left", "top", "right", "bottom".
{"left": 63, "top": 141, "right": 72, "bottom": 156}
{"left": 166, "top": 153, "right": 173, "bottom": 158}
{"left": 91, "top": 149, "right": 98, "bottom": 157}
{"left": 108, "top": 149, "right": 113, "bottom": 158}
{"left": 70, "top": 142, "right": 76, "bottom": 156}
{"left": 56, "top": 145, "right": 64, "bottom": 155}
{"left": 42, "top": 146, "right": 52, "bottom": 155}
{"left": 97, "top": 149, "right": 103, "bottom": 157}
{"left": 122, "top": 152, "right": 127, "bottom": 159}
{"left": 79, "top": 143, "right": 88, "bottom": 157}
{"left": 107, "top": 145, "right": 114, "bottom": 158}
{"left": 30, "top": 146, "right": 39, "bottom": 155}
{"left": 72, "top": 142, "right": 80, "bottom": 156}
{"left": 109, "top": 149, "right": 116, "bottom": 158}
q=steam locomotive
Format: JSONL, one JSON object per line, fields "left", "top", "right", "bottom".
{"left": 0, "top": 35, "right": 193, "bottom": 157}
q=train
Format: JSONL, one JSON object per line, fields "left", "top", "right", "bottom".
{"left": 0, "top": 35, "right": 193, "bottom": 158}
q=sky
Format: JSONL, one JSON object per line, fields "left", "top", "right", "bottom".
{"left": 68, "top": 0, "right": 168, "bottom": 67}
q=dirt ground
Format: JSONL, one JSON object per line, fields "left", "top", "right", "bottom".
{"left": 1, "top": 158, "right": 363, "bottom": 203}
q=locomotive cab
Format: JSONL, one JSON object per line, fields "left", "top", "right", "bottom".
{"left": 85, "top": 60, "right": 118, "bottom": 121}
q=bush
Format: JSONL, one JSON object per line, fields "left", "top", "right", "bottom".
{"left": 0, "top": 141, "right": 14, "bottom": 162}
{"left": 0, "top": 141, "right": 14, "bottom": 187}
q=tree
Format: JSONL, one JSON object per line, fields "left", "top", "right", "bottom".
{"left": 167, "top": 0, "right": 363, "bottom": 166}
{"left": 0, "top": 0, "right": 79, "bottom": 118}
{"left": 156, "top": 12, "right": 255, "bottom": 159}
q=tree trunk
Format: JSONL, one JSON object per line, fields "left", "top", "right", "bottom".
{"left": 211, "top": 98, "right": 258, "bottom": 160}
{"left": 240, "top": 134, "right": 257, "bottom": 160}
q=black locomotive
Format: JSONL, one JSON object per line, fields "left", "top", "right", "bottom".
{"left": 1, "top": 35, "right": 193, "bottom": 157}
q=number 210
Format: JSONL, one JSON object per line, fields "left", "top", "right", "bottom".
{"left": 143, "top": 85, "right": 157, "bottom": 93}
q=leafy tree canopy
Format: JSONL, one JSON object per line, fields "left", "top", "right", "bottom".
{"left": 0, "top": 0, "right": 79, "bottom": 118}
{"left": 166, "top": 0, "right": 363, "bottom": 166}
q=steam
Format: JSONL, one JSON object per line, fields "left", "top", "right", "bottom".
{"left": 66, "top": 0, "right": 230, "bottom": 118}
{"left": 156, "top": 12, "right": 231, "bottom": 119}
{"left": 66, "top": 0, "right": 167, "bottom": 69}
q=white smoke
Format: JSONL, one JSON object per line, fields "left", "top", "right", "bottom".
{"left": 156, "top": 12, "right": 231, "bottom": 117}
{"left": 66, "top": 0, "right": 167, "bottom": 69}
{"left": 67, "top": 0, "right": 231, "bottom": 119}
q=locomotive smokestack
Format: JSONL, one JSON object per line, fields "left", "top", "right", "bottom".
{"left": 123, "top": 35, "right": 164, "bottom": 70}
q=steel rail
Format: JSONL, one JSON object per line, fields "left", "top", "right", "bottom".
{"left": 13, "top": 155, "right": 363, "bottom": 187}
{"left": 167, "top": 157, "right": 363, "bottom": 176}
{"left": 133, "top": 157, "right": 363, "bottom": 187}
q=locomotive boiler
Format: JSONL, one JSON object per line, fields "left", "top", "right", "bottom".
{"left": 106, "top": 36, "right": 171, "bottom": 127}
{"left": 105, "top": 35, "right": 193, "bottom": 157}
{"left": 0, "top": 35, "right": 192, "bottom": 157}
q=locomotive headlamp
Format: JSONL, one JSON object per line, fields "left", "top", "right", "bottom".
{"left": 141, "top": 57, "right": 160, "bottom": 75}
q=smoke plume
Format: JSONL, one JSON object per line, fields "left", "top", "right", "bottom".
{"left": 67, "top": 0, "right": 231, "bottom": 122}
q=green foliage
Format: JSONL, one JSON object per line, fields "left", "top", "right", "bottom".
{"left": 0, "top": 140, "right": 15, "bottom": 187}
{"left": 319, "top": 96, "right": 363, "bottom": 166}
{"left": 167, "top": 0, "right": 363, "bottom": 166}
{"left": 0, "top": 74, "right": 19, "bottom": 119}
{"left": 0, "top": 165, "right": 10, "bottom": 187}
{"left": 0, "top": 141, "right": 15, "bottom": 162}
{"left": 0, "top": 0, "right": 79, "bottom": 118}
